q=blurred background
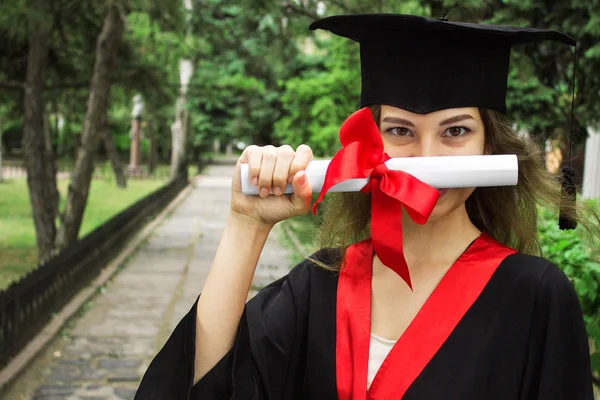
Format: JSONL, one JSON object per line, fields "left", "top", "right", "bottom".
{"left": 0, "top": 0, "right": 599, "bottom": 397}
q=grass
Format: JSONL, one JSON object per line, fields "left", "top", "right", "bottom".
{"left": 0, "top": 177, "right": 167, "bottom": 291}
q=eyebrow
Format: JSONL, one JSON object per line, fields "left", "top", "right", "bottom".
{"left": 381, "top": 117, "right": 416, "bottom": 127}
{"left": 439, "top": 114, "right": 475, "bottom": 126}
{"left": 381, "top": 114, "right": 475, "bottom": 127}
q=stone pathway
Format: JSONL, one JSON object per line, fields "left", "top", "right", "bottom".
{"left": 3, "top": 165, "right": 293, "bottom": 400}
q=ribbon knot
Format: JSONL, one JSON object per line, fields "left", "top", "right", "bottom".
{"left": 312, "top": 108, "right": 440, "bottom": 289}
{"left": 369, "top": 163, "right": 389, "bottom": 181}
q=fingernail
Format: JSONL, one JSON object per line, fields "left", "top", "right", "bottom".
{"left": 273, "top": 187, "right": 282, "bottom": 196}
{"left": 259, "top": 187, "right": 269, "bottom": 197}
{"left": 298, "top": 172, "right": 306, "bottom": 184}
{"left": 252, "top": 177, "right": 258, "bottom": 186}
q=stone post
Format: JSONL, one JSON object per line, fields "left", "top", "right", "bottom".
{"left": 129, "top": 94, "right": 144, "bottom": 170}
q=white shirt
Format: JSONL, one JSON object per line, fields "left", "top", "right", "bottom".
{"left": 367, "top": 332, "right": 398, "bottom": 389}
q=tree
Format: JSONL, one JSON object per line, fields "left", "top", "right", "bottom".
{"left": 273, "top": 0, "right": 426, "bottom": 156}
{"left": 56, "top": 1, "right": 126, "bottom": 249}
{"left": 21, "top": 0, "right": 60, "bottom": 262}
{"left": 0, "top": 0, "right": 188, "bottom": 263}
{"left": 170, "top": 0, "right": 194, "bottom": 181}
{"left": 103, "top": 126, "right": 127, "bottom": 188}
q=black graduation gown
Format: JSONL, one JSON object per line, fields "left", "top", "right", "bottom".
{"left": 134, "top": 248, "right": 594, "bottom": 400}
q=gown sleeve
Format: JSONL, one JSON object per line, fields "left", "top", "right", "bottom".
{"left": 134, "top": 252, "right": 328, "bottom": 400}
{"left": 519, "top": 263, "right": 594, "bottom": 400}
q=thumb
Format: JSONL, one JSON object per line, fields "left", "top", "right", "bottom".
{"left": 289, "top": 170, "right": 312, "bottom": 212}
{"left": 231, "top": 159, "right": 242, "bottom": 193}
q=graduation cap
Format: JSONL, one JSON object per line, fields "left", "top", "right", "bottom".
{"left": 309, "top": 14, "right": 575, "bottom": 113}
{"left": 309, "top": 13, "right": 579, "bottom": 229}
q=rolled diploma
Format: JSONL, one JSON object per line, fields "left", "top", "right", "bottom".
{"left": 240, "top": 154, "right": 518, "bottom": 195}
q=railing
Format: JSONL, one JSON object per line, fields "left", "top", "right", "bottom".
{"left": 0, "top": 177, "right": 188, "bottom": 369}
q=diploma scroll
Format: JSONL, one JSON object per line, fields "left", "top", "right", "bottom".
{"left": 240, "top": 154, "right": 518, "bottom": 195}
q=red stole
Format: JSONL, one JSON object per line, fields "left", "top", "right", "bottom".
{"left": 335, "top": 233, "right": 516, "bottom": 400}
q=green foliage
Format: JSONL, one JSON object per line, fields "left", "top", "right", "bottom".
{"left": 0, "top": 0, "right": 51, "bottom": 41}
{"left": 486, "top": 0, "right": 600, "bottom": 139}
{"left": 274, "top": 37, "right": 361, "bottom": 156}
{"left": 1, "top": 0, "right": 598, "bottom": 157}
{"left": 184, "top": 0, "right": 310, "bottom": 150}
{"left": 0, "top": 0, "right": 187, "bottom": 161}
{"left": 538, "top": 205, "right": 600, "bottom": 375}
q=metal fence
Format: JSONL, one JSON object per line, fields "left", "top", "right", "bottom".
{"left": 0, "top": 177, "right": 188, "bottom": 369}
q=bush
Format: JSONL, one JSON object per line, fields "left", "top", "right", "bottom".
{"left": 537, "top": 204, "right": 600, "bottom": 375}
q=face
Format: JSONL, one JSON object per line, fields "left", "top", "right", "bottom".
{"left": 378, "top": 105, "right": 487, "bottom": 223}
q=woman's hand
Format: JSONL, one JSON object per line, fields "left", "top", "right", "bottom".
{"left": 230, "top": 144, "right": 313, "bottom": 228}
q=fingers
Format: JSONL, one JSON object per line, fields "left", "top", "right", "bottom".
{"left": 290, "top": 170, "right": 313, "bottom": 213}
{"left": 257, "top": 146, "right": 277, "bottom": 197}
{"left": 272, "top": 145, "right": 295, "bottom": 196}
{"left": 240, "top": 145, "right": 263, "bottom": 188}
{"left": 241, "top": 143, "right": 313, "bottom": 198}
{"left": 288, "top": 144, "right": 313, "bottom": 184}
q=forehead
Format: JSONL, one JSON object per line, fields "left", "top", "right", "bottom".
{"left": 380, "top": 105, "right": 482, "bottom": 122}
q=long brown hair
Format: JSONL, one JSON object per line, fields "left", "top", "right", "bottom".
{"left": 315, "top": 105, "right": 596, "bottom": 270}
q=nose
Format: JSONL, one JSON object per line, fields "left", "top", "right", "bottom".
{"left": 408, "top": 136, "right": 440, "bottom": 158}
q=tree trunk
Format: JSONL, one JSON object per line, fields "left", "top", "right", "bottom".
{"left": 148, "top": 117, "right": 157, "bottom": 174}
{"left": 170, "top": 1, "right": 193, "bottom": 181}
{"left": 43, "top": 111, "right": 59, "bottom": 212}
{"left": 170, "top": 115, "right": 180, "bottom": 179}
{"left": 22, "top": 3, "right": 58, "bottom": 262}
{"left": 179, "top": 107, "right": 189, "bottom": 179}
{"left": 74, "top": 131, "right": 82, "bottom": 159}
{"left": 56, "top": 2, "right": 125, "bottom": 249}
{"left": 103, "top": 127, "right": 127, "bottom": 188}
{"left": 170, "top": 95, "right": 188, "bottom": 180}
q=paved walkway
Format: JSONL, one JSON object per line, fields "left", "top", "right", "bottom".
{"left": 3, "top": 165, "right": 293, "bottom": 400}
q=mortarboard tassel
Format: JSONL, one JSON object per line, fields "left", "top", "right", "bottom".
{"left": 438, "top": 7, "right": 454, "bottom": 21}
{"left": 559, "top": 166, "right": 577, "bottom": 230}
{"left": 558, "top": 45, "right": 578, "bottom": 230}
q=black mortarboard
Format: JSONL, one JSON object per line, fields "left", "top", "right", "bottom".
{"left": 310, "top": 14, "right": 580, "bottom": 230}
{"left": 309, "top": 14, "right": 575, "bottom": 114}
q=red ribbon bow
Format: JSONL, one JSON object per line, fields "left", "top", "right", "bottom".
{"left": 312, "top": 108, "right": 440, "bottom": 289}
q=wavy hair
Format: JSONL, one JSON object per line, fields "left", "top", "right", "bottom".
{"left": 315, "top": 105, "right": 597, "bottom": 270}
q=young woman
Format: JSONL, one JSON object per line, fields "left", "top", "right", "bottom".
{"left": 135, "top": 14, "right": 594, "bottom": 400}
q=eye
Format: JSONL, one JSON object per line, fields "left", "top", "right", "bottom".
{"left": 442, "top": 126, "right": 471, "bottom": 137}
{"left": 386, "top": 127, "right": 413, "bottom": 137}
